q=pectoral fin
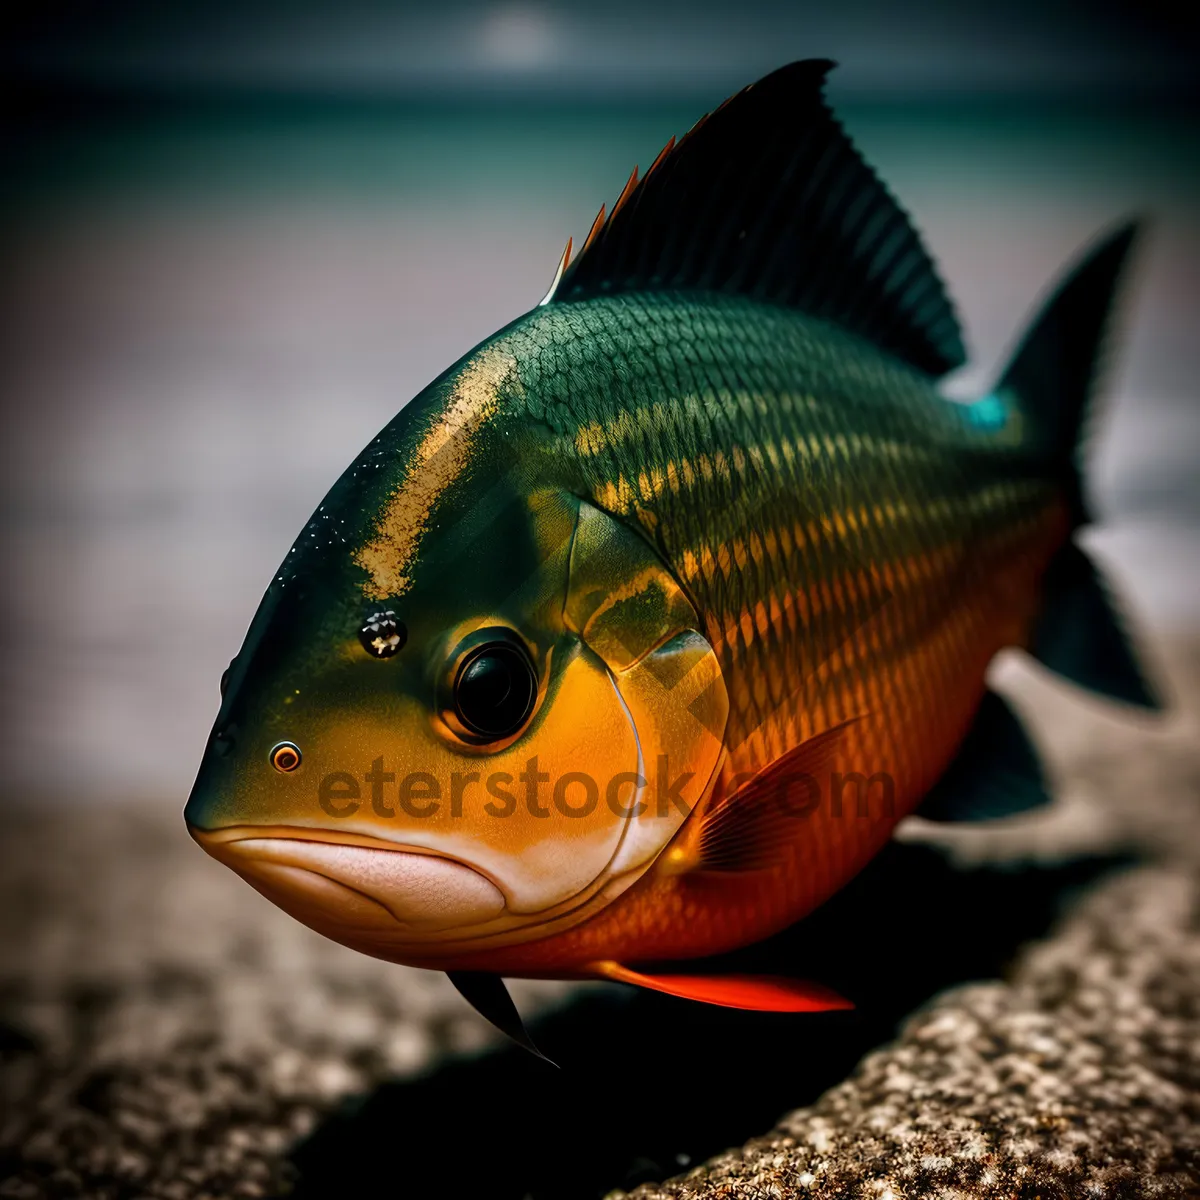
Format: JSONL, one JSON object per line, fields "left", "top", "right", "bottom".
{"left": 446, "top": 971, "right": 557, "bottom": 1065}
{"left": 664, "top": 716, "right": 861, "bottom": 874}
{"left": 593, "top": 961, "right": 852, "bottom": 1012}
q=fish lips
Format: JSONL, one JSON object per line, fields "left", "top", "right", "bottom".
{"left": 189, "top": 824, "right": 507, "bottom": 936}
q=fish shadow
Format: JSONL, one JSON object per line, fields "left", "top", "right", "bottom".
{"left": 286, "top": 841, "right": 1130, "bottom": 1200}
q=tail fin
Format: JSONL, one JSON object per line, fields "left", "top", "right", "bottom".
{"left": 999, "top": 220, "right": 1139, "bottom": 524}
{"left": 998, "top": 220, "right": 1162, "bottom": 710}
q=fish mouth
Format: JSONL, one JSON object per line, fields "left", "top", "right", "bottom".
{"left": 188, "top": 824, "right": 507, "bottom": 935}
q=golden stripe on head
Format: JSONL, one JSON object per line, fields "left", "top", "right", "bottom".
{"left": 354, "top": 347, "right": 519, "bottom": 600}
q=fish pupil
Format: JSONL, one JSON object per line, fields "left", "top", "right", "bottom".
{"left": 454, "top": 642, "right": 537, "bottom": 739}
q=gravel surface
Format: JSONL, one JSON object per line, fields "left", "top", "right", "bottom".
{"left": 623, "top": 864, "right": 1200, "bottom": 1199}
{"left": 2, "top": 642, "right": 1199, "bottom": 1198}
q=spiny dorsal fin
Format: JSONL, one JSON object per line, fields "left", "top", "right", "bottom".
{"left": 544, "top": 60, "right": 966, "bottom": 378}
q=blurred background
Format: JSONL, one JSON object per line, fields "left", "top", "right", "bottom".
{"left": 1, "top": 5, "right": 1199, "bottom": 1197}
{"left": 1, "top": 0, "right": 1196, "bottom": 807}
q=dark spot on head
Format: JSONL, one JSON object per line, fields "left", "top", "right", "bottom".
{"left": 359, "top": 610, "right": 407, "bottom": 659}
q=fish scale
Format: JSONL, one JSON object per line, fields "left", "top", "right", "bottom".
{"left": 515, "top": 293, "right": 1056, "bottom": 768}
{"left": 187, "top": 62, "right": 1157, "bottom": 1037}
{"left": 391, "top": 291, "right": 1068, "bottom": 971}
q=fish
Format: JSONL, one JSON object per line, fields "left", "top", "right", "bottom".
{"left": 185, "top": 59, "right": 1161, "bottom": 1053}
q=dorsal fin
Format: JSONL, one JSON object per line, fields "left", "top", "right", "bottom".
{"left": 545, "top": 60, "right": 966, "bottom": 377}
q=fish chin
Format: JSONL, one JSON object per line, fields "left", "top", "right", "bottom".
{"left": 188, "top": 819, "right": 662, "bottom": 966}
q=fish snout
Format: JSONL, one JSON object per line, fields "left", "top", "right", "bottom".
{"left": 188, "top": 826, "right": 506, "bottom": 936}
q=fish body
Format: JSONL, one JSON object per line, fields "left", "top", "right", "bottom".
{"left": 343, "top": 293, "right": 1063, "bottom": 974}
{"left": 186, "top": 62, "right": 1158, "bottom": 1033}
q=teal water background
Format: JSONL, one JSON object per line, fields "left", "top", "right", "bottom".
{"left": 2, "top": 99, "right": 1197, "bottom": 800}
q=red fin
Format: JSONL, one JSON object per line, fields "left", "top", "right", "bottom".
{"left": 594, "top": 961, "right": 852, "bottom": 1012}
{"left": 696, "top": 716, "right": 864, "bottom": 872}
{"left": 609, "top": 165, "right": 640, "bottom": 220}
{"left": 580, "top": 203, "right": 607, "bottom": 255}
{"left": 643, "top": 135, "right": 676, "bottom": 181}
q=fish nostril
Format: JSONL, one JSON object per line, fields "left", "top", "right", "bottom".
{"left": 210, "top": 723, "right": 238, "bottom": 757}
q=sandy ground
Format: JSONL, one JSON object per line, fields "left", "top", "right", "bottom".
{"left": 2, "top": 638, "right": 1199, "bottom": 1198}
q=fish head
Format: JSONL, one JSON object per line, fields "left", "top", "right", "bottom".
{"left": 185, "top": 338, "right": 728, "bottom": 966}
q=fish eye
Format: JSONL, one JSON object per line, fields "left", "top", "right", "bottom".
{"left": 270, "top": 741, "right": 302, "bottom": 772}
{"left": 359, "top": 610, "right": 407, "bottom": 658}
{"left": 452, "top": 630, "right": 538, "bottom": 741}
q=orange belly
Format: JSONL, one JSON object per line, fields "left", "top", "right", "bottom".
{"left": 439, "top": 501, "right": 1068, "bottom": 977}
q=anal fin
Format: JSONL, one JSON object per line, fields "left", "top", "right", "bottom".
{"left": 920, "top": 690, "right": 1050, "bottom": 822}
{"left": 593, "top": 961, "right": 852, "bottom": 1013}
